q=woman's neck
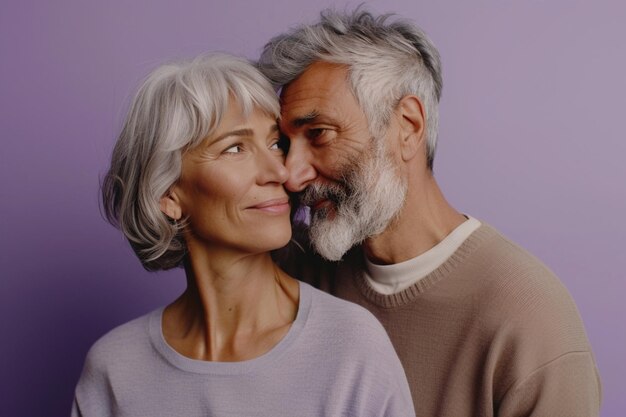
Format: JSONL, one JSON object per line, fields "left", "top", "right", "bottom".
{"left": 162, "top": 250, "right": 299, "bottom": 362}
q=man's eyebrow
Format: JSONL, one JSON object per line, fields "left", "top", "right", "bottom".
{"left": 291, "top": 111, "right": 320, "bottom": 127}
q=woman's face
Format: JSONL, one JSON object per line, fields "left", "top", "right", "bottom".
{"left": 161, "top": 100, "right": 291, "bottom": 256}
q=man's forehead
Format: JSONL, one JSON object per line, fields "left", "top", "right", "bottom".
{"left": 279, "top": 91, "right": 324, "bottom": 122}
{"left": 280, "top": 62, "right": 352, "bottom": 122}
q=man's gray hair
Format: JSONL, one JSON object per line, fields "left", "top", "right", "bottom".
{"left": 102, "top": 53, "right": 280, "bottom": 271}
{"left": 258, "top": 7, "right": 442, "bottom": 169}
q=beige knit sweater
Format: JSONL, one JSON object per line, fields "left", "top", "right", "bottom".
{"left": 281, "top": 223, "right": 601, "bottom": 417}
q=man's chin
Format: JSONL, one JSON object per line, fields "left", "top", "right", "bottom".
{"left": 309, "top": 213, "right": 359, "bottom": 261}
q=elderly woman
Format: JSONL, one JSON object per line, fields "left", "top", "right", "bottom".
{"left": 71, "top": 54, "right": 414, "bottom": 416}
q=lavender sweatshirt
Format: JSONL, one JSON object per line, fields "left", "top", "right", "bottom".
{"left": 72, "top": 282, "right": 415, "bottom": 417}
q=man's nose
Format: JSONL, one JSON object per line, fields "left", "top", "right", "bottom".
{"left": 285, "top": 138, "right": 317, "bottom": 192}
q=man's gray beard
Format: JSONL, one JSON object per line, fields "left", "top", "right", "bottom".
{"left": 302, "top": 146, "right": 407, "bottom": 261}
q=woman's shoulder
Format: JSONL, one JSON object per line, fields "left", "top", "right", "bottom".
{"left": 298, "top": 283, "right": 413, "bottom": 410}
{"left": 83, "top": 309, "right": 157, "bottom": 372}
{"left": 303, "top": 283, "right": 390, "bottom": 344}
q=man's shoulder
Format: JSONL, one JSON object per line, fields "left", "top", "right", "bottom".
{"left": 468, "top": 223, "right": 572, "bottom": 303}
{"left": 465, "top": 224, "right": 592, "bottom": 349}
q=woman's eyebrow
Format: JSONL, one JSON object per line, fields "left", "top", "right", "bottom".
{"left": 210, "top": 128, "right": 254, "bottom": 144}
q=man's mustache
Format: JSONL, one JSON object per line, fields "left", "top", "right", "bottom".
{"left": 297, "top": 181, "right": 351, "bottom": 208}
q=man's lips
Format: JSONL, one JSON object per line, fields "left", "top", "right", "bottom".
{"left": 311, "top": 198, "right": 334, "bottom": 212}
{"left": 247, "top": 198, "right": 290, "bottom": 213}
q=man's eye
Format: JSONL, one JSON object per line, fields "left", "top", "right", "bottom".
{"left": 223, "top": 144, "right": 244, "bottom": 154}
{"left": 306, "top": 128, "right": 335, "bottom": 145}
{"left": 307, "top": 128, "right": 326, "bottom": 140}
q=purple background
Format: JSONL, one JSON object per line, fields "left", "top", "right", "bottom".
{"left": 1, "top": 0, "right": 624, "bottom": 415}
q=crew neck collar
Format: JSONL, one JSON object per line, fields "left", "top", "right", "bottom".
{"left": 148, "top": 281, "right": 311, "bottom": 375}
{"left": 349, "top": 222, "right": 496, "bottom": 308}
{"left": 363, "top": 217, "right": 481, "bottom": 294}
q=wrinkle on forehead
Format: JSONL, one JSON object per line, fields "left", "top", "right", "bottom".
{"left": 279, "top": 62, "right": 357, "bottom": 121}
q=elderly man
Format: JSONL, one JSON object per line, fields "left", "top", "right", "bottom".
{"left": 260, "top": 8, "right": 601, "bottom": 417}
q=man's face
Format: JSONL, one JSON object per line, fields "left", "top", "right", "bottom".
{"left": 280, "top": 62, "right": 407, "bottom": 260}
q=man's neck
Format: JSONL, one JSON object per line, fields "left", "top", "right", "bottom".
{"left": 364, "top": 175, "right": 466, "bottom": 265}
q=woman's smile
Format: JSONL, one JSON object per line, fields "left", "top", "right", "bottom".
{"left": 246, "top": 197, "right": 291, "bottom": 214}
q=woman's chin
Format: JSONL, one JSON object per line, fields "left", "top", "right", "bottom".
{"left": 231, "top": 225, "right": 292, "bottom": 255}
{"left": 263, "top": 229, "right": 293, "bottom": 252}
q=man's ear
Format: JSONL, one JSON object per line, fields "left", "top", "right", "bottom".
{"left": 397, "top": 95, "right": 426, "bottom": 162}
{"left": 159, "top": 188, "right": 183, "bottom": 221}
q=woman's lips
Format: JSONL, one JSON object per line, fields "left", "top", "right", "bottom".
{"left": 248, "top": 198, "right": 290, "bottom": 214}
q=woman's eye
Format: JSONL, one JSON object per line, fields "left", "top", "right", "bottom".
{"left": 269, "top": 141, "right": 286, "bottom": 157}
{"left": 270, "top": 141, "right": 283, "bottom": 151}
{"left": 223, "top": 144, "right": 243, "bottom": 154}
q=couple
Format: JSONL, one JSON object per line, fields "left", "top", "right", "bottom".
{"left": 73, "top": 8, "right": 601, "bottom": 417}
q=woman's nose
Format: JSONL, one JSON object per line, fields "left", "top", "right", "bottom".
{"left": 257, "top": 148, "right": 289, "bottom": 185}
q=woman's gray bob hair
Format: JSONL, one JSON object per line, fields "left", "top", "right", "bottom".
{"left": 102, "top": 53, "right": 280, "bottom": 271}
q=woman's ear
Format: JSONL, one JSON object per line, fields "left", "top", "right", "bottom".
{"left": 397, "top": 95, "right": 426, "bottom": 162}
{"left": 159, "top": 189, "right": 182, "bottom": 220}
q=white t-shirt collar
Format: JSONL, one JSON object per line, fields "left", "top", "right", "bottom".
{"left": 364, "top": 216, "right": 481, "bottom": 295}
